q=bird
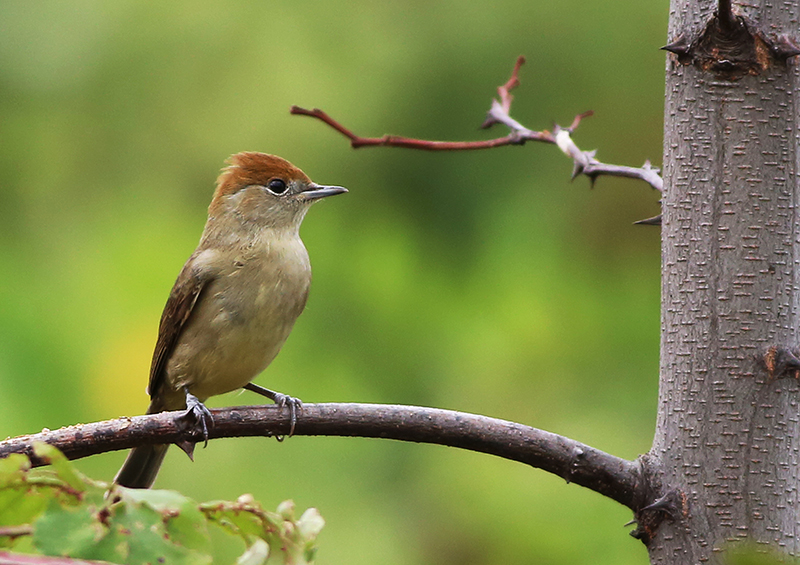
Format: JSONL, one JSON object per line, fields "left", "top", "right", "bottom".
{"left": 114, "top": 152, "right": 347, "bottom": 488}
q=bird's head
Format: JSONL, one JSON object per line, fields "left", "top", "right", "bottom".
{"left": 208, "top": 152, "right": 347, "bottom": 231}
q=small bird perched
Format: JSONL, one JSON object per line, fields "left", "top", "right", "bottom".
{"left": 115, "top": 152, "right": 347, "bottom": 489}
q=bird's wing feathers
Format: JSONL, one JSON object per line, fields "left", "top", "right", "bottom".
{"left": 147, "top": 260, "right": 213, "bottom": 400}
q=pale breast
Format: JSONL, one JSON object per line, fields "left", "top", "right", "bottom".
{"left": 167, "top": 234, "right": 311, "bottom": 400}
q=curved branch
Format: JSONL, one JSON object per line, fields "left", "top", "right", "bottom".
{"left": 0, "top": 403, "right": 643, "bottom": 510}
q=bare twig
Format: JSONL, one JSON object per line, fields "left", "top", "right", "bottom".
{"left": 291, "top": 56, "right": 663, "bottom": 195}
{"left": 0, "top": 403, "right": 643, "bottom": 511}
{"left": 290, "top": 106, "right": 553, "bottom": 149}
{"left": 498, "top": 55, "right": 525, "bottom": 113}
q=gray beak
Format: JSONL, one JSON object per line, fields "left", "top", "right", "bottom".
{"left": 300, "top": 183, "right": 348, "bottom": 201}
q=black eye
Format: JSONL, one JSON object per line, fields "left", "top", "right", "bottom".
{"left": 267, "top": 178, "right": 287, "bottom": 195}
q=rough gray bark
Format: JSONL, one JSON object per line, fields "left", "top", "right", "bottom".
{"left": 649, "top": 0, "right": 800, "bottom": 561}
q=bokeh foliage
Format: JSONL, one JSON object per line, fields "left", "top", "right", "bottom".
{"left": 0, "top": 1, "right": 666, "bottom": 563}
{"left": 1, "top": 443, "right": 324, "bottom": 564}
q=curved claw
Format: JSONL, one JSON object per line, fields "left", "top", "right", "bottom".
{"left": 242, "top": 383, "right": 303, "bottom": 438}
{"left": 271, "top": 393, "right": 303, "bottom": 437}
{"left": 180, "top": 388, "right": 214, "bottom": 447}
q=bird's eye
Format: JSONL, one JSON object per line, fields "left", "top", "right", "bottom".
{"left": 267, "top": 179, "right": 288, "bottom": 195}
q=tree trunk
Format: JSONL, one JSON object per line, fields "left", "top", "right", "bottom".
{"left": 649, "top": 0, "right": 800, "bottom": 561}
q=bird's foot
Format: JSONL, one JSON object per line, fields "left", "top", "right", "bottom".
{"left": 243, "top": 382, "right": 303, "bottom": 438}
{"left": 174, "top": 388, "right": 214, "bottom": 455}
{"left": 271, "top": 392, "right": 303, "bottom": 440}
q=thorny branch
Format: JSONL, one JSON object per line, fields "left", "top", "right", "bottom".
{"left": 0, "top": 403, "right": 644, "bottom": 511}
{"left": 291, "top": 56, "right": 663, "bottom": 202}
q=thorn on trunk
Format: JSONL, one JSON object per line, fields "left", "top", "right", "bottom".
{"left": 772, "top": 35, "right": 800, "bottom": 60}
{"left": 634, "top": 214, "right": 662, "bottom": 226}
{"left": 628, "top": 490, "right": 687, "bottom": 545}
{"left": 763, "top": 346, "right": 800, "bottom": 380}
{"left": 662, "top": 34, "right": 691, "bottom": 56}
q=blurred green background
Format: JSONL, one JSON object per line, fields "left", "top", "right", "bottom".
{"left": 0, "top": 1, "right": 666, "bottom": 563}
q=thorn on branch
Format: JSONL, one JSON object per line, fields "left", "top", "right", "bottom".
{"left": 480, "top": 100, "right": 513, "bottom": 131}
{"left": 508, "top": 131, "right": 528, "bottom": 146}
{"left": 479, "top": 113, "right": 498, "bottom": 130}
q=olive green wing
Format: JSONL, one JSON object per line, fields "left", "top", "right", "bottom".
{"left": 147, "top": 261, "right": 212, "bottom": 400}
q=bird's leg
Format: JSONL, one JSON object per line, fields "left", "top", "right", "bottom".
{"left": 243, "top": 382, "right": 303, "bottom": 437}
{"left": 176, "top": 387, "right": 214, "bottom": 453}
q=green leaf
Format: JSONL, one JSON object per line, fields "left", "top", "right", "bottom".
{"left": 33, "top": 499, "right": 105, "bottom": 557}
{"left": 106, "top": 498, "right": 212, "bottom": 565}
{"left": 0, "top": 487, "right": 49, "bottom": 532}
{"left": 0, "top": 454, "right": 30, "bottom": 487}
{"left": 0, "top": 453, "right": 52, "bottom": 548}
{"left": 31, "top": 443, "right": 86, "bottom": 494}
{"left": 117, "top": 487, "right": 211, "bottom": 553}
{"left": 33, "top": 488, "right": 214, "bottom": 565}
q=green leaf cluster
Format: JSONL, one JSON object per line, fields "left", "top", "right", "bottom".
{"left": 0, "top": 443, "right": 323, "bottom": 564}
